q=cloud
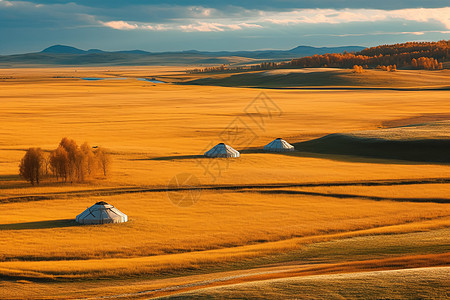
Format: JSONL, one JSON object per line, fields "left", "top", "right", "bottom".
{"left": 180, "top": 22, "right": 225, "bottom": 32}
{"left": 189, "top": 6, "right": 212, "bottom": 17}
{"left": 264, "top": 9, "right": 385, "bottom": 25}
{"left": 100, "top": 20, "right": 138, "bottom": 30}
{"left": 1, "top": 1, "right": 450, "bottom": 54}
{"left": 261, "top": 7, "right": 450, "bottom": 29}
{"left": 18, "top": 0, "right": 450, "bottom": 10}
{"left": 179, "top": 22, "right": 262, "bottom": 32}
{"left": 98, "top": 20, "right": 263, "bottom": 32}
{"left": 95, "top": 7, "right": 450, "bottom": 32}
{"left": 407, "top": 32, "right": 425, "bottom": 36}
{"left": 390, "top": 7, "right": 450, "bottom": 29}
{"left": 0, "top": 0, "right": 14, "bottom": 7}
{"left": 2, "top": 1, "right": 449, "bottom": 32}
{"left": 0, "top": 0, "right": 95, "bottom": 28}
{"left": 303, "top": 31, "right": 438, "bottom": 38}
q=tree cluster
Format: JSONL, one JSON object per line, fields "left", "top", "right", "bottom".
{"left": 411, "top": 57, "right": 443, "bottom": 70}
{"left": 376, "top": 65, "right": 397, "bottom": 72}
{"left": 191, "top": 40, "right": 448, "bottom": 73}
{"left": 352, "top": 65, "right": 365, "bottom": 73}
{"left": 19, "top": 138, "right": 111, "bottom": 185}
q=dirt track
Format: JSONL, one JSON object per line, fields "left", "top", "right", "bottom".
{"left": 2, "top": 177, "right": 450, "bottom": 204}
{"left": 74, "top": 253, "right": 450, "bottom": 299}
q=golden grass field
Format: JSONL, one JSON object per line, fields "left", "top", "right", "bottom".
{"left": 0, "top": 67, "right": 449, "bottom": 299}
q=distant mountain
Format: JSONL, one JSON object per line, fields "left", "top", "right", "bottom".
{"left": 41, "top": 45, "right": 149, "bottom": 55}
{"left": 40, "top": 44, "right": 365, "bottom": 58}
{"left": 0, "top": 44, "right": 366, "bottom": 67}
{"left": 172, "top": 46, "right": 365, "bottom": 59}
{"left": 288, "top": 45, "right": 365, "bottom": 55}
{"left": 42, "top": 45, "right": 105, "bottom": 54}
{"left": 116, "top": 50, "right": 152, "bottom": 55}
{"left": 41, "top": 45, "right": 86, "bottom": 54}
{"left": 86, "top": 48, "right": 104, "bottom": 54}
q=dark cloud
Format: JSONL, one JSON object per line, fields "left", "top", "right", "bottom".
{"left": 0, "top": 1, "right": 93, "bottom": 28}
{"left": 17, "top": 0, "right": 449, "bottom": 10}
{"left": 1, "top": 0, "right": 449, "bottom": 54}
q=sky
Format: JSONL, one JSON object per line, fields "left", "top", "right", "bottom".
{"left": 0, "top": 0, "right": 449, "bottom": 54}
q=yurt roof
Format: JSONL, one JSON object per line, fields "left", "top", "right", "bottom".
{"left": 204, "top": 143, "right": 240, "bottom": 157}
{"left": 76, "top": 202, "right": 128, "bottom": 224}
{"left": 264, "top": 138, "right": 295, "bottom": 152}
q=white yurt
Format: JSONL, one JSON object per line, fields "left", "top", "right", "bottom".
{"left": 76, "top": 201, "right": 128, "bottom": 224}
{"left": 264, "top": 138, "right": 295, "bottom": 152}
{"left": 204, "top": 143, "right": 240, "bottom": 158}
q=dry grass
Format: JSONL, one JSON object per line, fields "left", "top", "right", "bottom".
{"left": 0, "top": 66, "right": 449, "bottom": 297}
{"left": 1, "top": 231, "right": 449, "bottom": 299}
{"left": 1, "top": 192, "right": 449, "bottom": 263}
{"left": 159, "top": 266, "right": 450, "bottom": 299}
{"left": 290, "top": 183, "right": 450, "bottom": 200}
{"left": 183, "top": 68, "right": 450, "bottom": 88}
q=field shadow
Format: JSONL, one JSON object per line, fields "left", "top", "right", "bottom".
{"left": 0, "top": 175, "right": 99, "bottom": 191}
{"left": 0, "top": 174, "right": 21, "bottom": 182}
{"left": 148, "top": 150, "right": 266, "bottom": 160}
{"left": 293, "top": 135, "right": 450, "bottom": 164}
{"left": 0, "top": 219, "right": 78, "bottom": 231}
{"left": 0, "top": 174, "right": 31, "bottom": 190}
{"left": 276, "top": 151, "right": 437, "bottom": 165}
{"left": 238, "top": 149, "right": 424, "bottom": 165}
{"left": 0, "top": 181, "right": 68, "bottom": 191}
{"left": 182, "top": 70, "right": 355, "bottom": 88}
{"left": 239, "top": 189, "right": 450, "bottom": 203}
{"left": 238, "top": 149, "right": 264, "bottom": 154}
{"left": 133, "top": 147, "right": 450, "bottom": 165}
{"left": 181, "top": 70, "right": 450, "bottom": 90}
{"left": 136, "top": 154, "right": 205, "bottom": 161}
{"left": 381, "top": 114, "right": 450, "bottom": 128}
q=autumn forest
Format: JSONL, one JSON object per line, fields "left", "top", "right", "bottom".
{"left": 192, "top": 40, "right": 449, "bottom": 73}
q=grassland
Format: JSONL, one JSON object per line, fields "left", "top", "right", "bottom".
{"left": 0, "top": 66, "right": 449, "bottom": 299}
{"left": 294, "top": 121, "right": 450, "bottom": 163}
{"left": 183, "top": 68, "right": 450, "bottom": 89}
{"left": 0, "top": 52, "right": 260, "bottom": 68}
{"left": 157, "top": 267, "right": 450, "bottom": 299}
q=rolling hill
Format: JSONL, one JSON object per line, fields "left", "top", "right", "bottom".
{"left": 181, "top": 68, "right": 450, "bottom": 89}
{"left": 0, "top": 44, "right": 365, "bottom": 67}
{"left": 295, "top": 121, "right": 450, "bottom": 163}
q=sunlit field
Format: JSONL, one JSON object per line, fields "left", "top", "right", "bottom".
{"left": 1, "top": 66, "right": 449, "bottom": 299}
{"left": 157, "top": 266, "right": 450, "bottom": 299}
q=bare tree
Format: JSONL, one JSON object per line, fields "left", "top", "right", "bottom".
{"left": 22, "top": 138, "right": 112, "bottom": 184}
{"left": 42, "top": 152, "right": 50, "bottom": 176}
{"left": 19, "top": 148, "right": 44, "bottom": 185}
{"left": 59, "top": 137, "right": 78, "bottom": 183}
{"left": 95, "top": 147, "right": 111, "bottom": 177}
{"left": 81, "top": 142, "right": 97, "bottom": 176}
{"left": 50, "top": 146, "right": 69, "bottom": 182}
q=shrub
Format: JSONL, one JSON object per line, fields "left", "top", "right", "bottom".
{"left": 19, "top": 148, "right": 44, "bottom": 185}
